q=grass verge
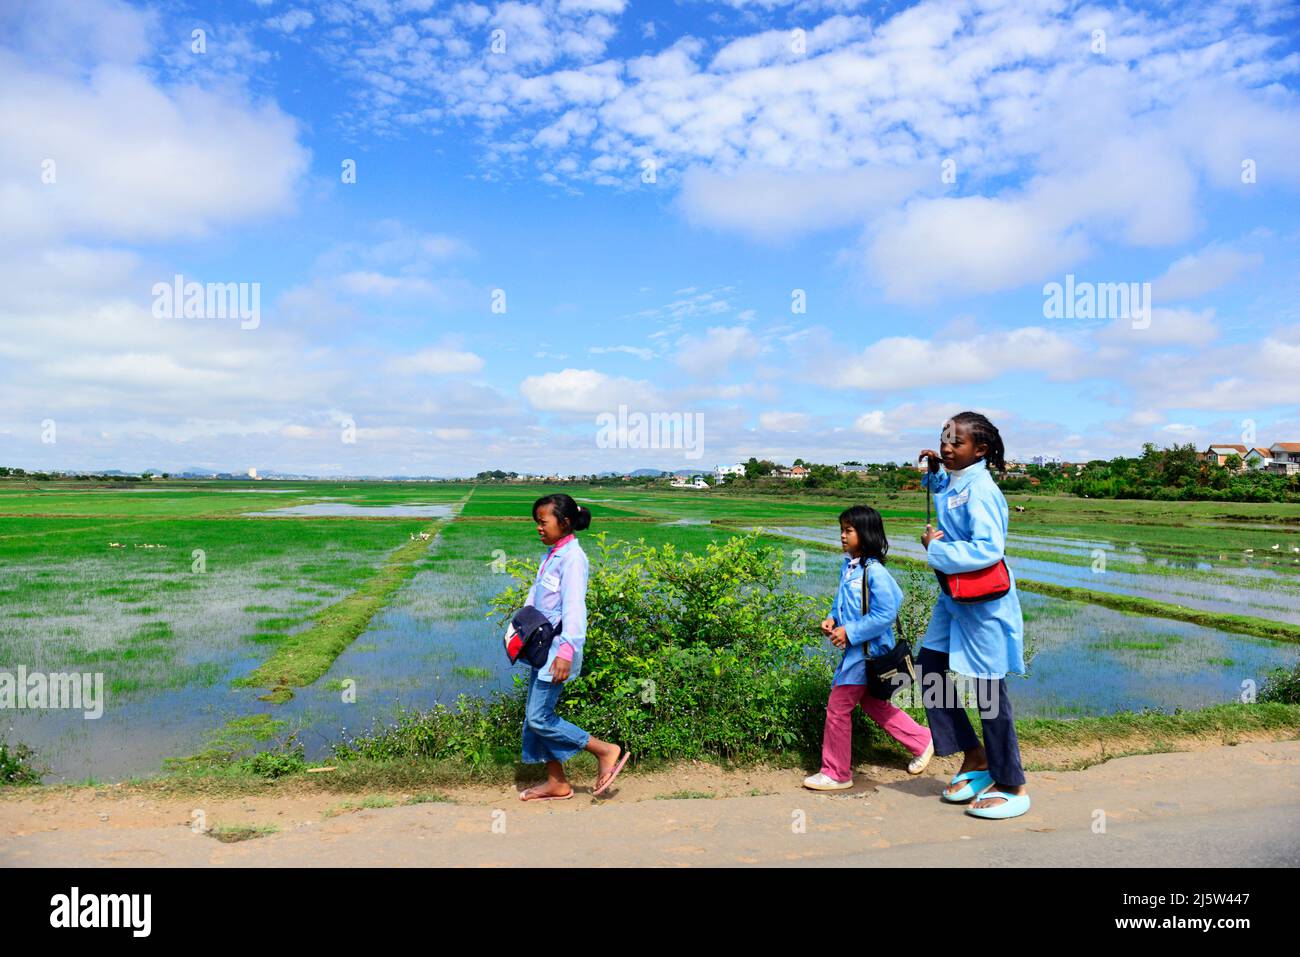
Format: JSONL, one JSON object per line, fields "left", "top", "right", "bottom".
{"left": 6, "top": 703, "right": 1295, "bottom": 800}
{"left": 235, "top": 525, "right": 442, "bottom": 701}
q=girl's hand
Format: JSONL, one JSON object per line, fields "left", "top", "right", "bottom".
{"left": 820, "top": 617, "right": 835, "bottom": 636}
{"left": 922, "top": 524, "right": 945, "bottom": 548}
{"left": 918, "top": 449, "right": 942, "bottom": 473}
{"left": 830, "top": 626, "right": 848, "bottom": 649}
{"left": 550, "top": 656, "right": 571, "bottom": 682}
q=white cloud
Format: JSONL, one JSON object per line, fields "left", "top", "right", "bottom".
{"left": 865, "top": 195, "right": 1090, "bottom": 303}
{"left": 0, "top": 21, "right": 309, "bottom": 246}
{"left": 759, "top": 411, "right": 812, "bottom": 432}
{"left": 266, "top": 9, "right": 315, "bottom": 34}
{"left": 390, "top": 348, "right": 485, "bottom": 375}
{"left": 1124, "top": 324, "right": 1300, "bottom": 411}
{"left": 679, "top": 165, "right": 931, "bottom": 240}
{"left": 590, "top": 345, "right": 655, "bottom": 360}
{"left": 676, "top": 325, "right": 762, "bottom": 375}
{"left": 1096, "top": 308, "right": 1218, "bottom": 348}
{"left": 1152, "top": 245, "right": 1264, "bottom": 302}
{"left": 334, "top": 271, "right": 441, "bottom": 297}
{"left": 829, "top": 327, "right": 1081, "bottom": 391}
{"left": 519, "top": 368, "right": 663, "bottom": 413}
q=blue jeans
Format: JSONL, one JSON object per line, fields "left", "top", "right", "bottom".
{"left": 916, "top": 647, "right": 1026, "bottom": 787}
{"left": 521, "top": 666, "right": 591, "bottom": 764}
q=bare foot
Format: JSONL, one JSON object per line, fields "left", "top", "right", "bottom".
{"left": 971, "top": 782, "right": 1026, "bottom": 810}
{"left": 519, "top": 782, "right": 573, "bottom": 801}
{"left": 594, "top": 743, "right": 623, "bottom": 783}
{"left": 943, "top": 748, "right": 989, "bottom": 799}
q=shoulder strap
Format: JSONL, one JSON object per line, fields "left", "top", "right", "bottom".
{"left": 860, "top": 560, "right": 870, "bottom": 615}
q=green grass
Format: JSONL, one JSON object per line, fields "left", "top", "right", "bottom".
{"left": 235, "top": 525, "right": 444, "bottom": 700}
{"left": 163, "top": 714, "right": 290, "bottom": 773}
{"left": 323, "top": 794, "right": 400, "bottom": 817}
{"left": 206, "top": 823, "right": 279, "bottom": 843}
{"left": 6, "top": 480, "right": 1299, "bottom": 787}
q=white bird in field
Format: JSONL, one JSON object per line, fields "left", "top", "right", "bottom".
{"left": 1244, "top": 548, "right": 1254, "bottom": 554}
{"left": 1272, "top": 544, "right": 1280, "bottom": 550}
{"left": 1292, "top": 546, "right": 1299, "bottom": 553}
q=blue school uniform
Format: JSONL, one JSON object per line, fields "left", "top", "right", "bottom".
{"left": 921, "top": 459, "right": 1026, "bottom": 680}
{"left": 828, "top": 555, "right": 902, "bottom": 686}
{"left": 525, "top": 535, "right": 588, "bottom": 684}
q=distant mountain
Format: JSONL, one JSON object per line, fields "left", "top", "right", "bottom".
{"left": 622, "top": 468, "right": 706, "bottom": 477}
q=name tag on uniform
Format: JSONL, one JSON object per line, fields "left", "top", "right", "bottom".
{"left": 947, "top": 489, "right": 969, "bottom": 509}
{"left": 542, "top": 573, "right": 560, "bottom": 591}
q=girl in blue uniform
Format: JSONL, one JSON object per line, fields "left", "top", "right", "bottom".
{"left": 803, "top": 506, "right": 934, "bottom": 790}
{"left": 918, "top": 412, "right": 1030, "bottom": 820}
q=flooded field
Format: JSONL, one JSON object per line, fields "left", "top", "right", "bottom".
{"left": 3, "top": 481, "right": 1298, "bottom": 781}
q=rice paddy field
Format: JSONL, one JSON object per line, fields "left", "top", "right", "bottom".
{"left": 2, "top": 480, "right": 1299, "bottom": 782}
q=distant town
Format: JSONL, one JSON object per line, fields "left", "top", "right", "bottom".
{"left": 2, "top": 441, "right": 1297, "bottom": 498}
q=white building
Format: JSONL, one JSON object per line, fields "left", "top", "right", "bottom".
{"left": 1267, "top": 443, "right": 1300, "bottom": 475}
{"left": 1031, "top": 455, "right": 1062, "bottom": 467}
{"left": 1245, "top": 447, "right": 1273, "bottom": 470}
{"left": 714, "top": 464, "right": 746, "bottom": 482}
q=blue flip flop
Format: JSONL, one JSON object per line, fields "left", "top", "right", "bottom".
{"left": 941, "top": 769, "right": 994, "bottom": 803}
{"left": 965, "top": 789, "right": 1031, "bottom": 819}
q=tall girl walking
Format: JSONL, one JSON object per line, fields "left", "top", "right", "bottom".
{"left": 917, "top": 412, "right": 1031, "bottom": 819}
{"left": 516, "top": 493, "right": 629, "bottom": 801}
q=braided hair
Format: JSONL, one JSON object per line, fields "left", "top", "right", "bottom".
{"left": 950, "top": 411, "right": 1006, "bottom": 472}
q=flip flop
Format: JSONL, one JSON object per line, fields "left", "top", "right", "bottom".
{"left": 941, "top": 769, "right": 993, "bottom": 803}
{"left": 592, "top": 749, "right": 630, "bottom": 796}
{"left": 519, "top": 786, "right": 574, "bottom": 802}
{"left": 965, "top": 789, "right": 1031, "bottom": 819}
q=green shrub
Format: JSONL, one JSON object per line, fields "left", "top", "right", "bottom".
{"left": 0, "top": 740, "right": 43, "bottom": 786}
{"left": 235, "top": 734, "right": 307, "bottom": 778}
{"left": 1260, "top": 663, "right": 1300, "bottom": 705}
{"left": 336, "top": 533, "right": 878, "bottom": 765}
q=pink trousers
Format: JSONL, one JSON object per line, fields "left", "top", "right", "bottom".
{"left": 821, "top": 683, "right": 932, "bottom": 782}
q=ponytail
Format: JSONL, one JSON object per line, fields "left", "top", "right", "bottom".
{"left": 533, "top": 493, "right": 591, "bottom": 533}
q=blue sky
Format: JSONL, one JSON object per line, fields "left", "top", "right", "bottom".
{"left": 2, "top": 0, "right": 1298, "bottom": 476}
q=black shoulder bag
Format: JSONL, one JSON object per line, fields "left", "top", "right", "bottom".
{"left": 505, "top": 605, "right": 563, "bottom": 669}
{"left": 860, "top": 561, "right": 917, "bottom": 701}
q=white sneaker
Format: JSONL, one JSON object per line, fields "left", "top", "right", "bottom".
{"left": 803, "top": 772, "right": 853, "bottom": 791}
{"left": 908, "top": 741, "right": 935, "bottom": 775}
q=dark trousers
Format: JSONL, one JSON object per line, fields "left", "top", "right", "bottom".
{"left": 916, "top": 646, "right": 1026, "bottom": 787}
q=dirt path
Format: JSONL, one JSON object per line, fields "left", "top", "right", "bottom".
{"left": 4, "top": 739, "right": 1298, "bottom": 867}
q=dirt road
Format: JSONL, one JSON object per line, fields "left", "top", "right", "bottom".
{"left": 3, "top": 740, "right": 1298, "bottom": 867}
